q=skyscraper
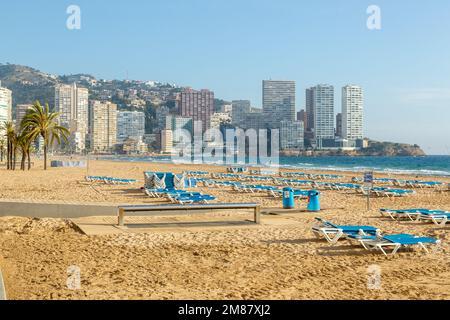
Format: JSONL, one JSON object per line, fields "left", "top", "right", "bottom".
{"left": 335, "top": 113, "right": 343, "bottom": 138}
{"left": 55, "top": 83, "right": 89, "bottom": 152}
{"left": 280, "top": 120, "right": 304, "bottom": 150}
{"left": 262, "top": 80, "right": 296, "bottom": 128}
{"left": 305, "top": 88, "right": 314, "bottom": 132}
{"left": 309, "top": 84, "right": 335, "bottom": 145}
{"left": 342, "top": 85, "right": 364, "bottom": 140}
{"left": 117, "top": 111, "right": 146, "bottom": 143}
{"left": 15, "top": 104, "right": 33, "bottom": 130}
{"left": 89, "top": 101, "right": 117, "bottom": 152}
{"left": 231, "top": 100, "right": 251, "bottom": 128}
{"left": 297, "top": 109, "right": 307, "bottom": 129}
{"left": 179, "top": 88, "right": 214, "bottom": 132}
{"left": 0, "top": 82, "right": 12, "bottom": 135}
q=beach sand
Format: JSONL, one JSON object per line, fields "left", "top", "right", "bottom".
{"left": 1, "top": 159, "right": 450, "bottom": 300}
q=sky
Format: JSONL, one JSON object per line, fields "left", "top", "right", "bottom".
{"left": 1, "top": 0, "right": 450, "bottom": 154}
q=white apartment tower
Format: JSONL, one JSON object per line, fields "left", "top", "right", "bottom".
{"left": 117, "top": 111, "right": 146, "bottom": 143}
{"left": 310, "top": 84, "right": 335, "bottom": 142}
{"left": 0, "top": 81, "right": 12, "bottom": 134}
{"left": 342, "top": 85, "right": 364, "bottom": 140}
{"left": 55, "top": 83, "right": 89, "bottom": 152}
{"left": 89, "top": 101, "right": 117, "bottom": 153}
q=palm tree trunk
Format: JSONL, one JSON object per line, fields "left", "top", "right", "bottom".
{"left": 44, "top": 144, "right": 47, "bottom": 170}
{"left": 21, "top": 152, "right": 26, "bottom": 171}
{"left": 27, "top": 149, "right": 31, "bottom": 170}
{"left": 13, "top": 147, "right": 17, "bottom": 171}
{"left": 7, "top": 141, "right": 11, "bottom": 170}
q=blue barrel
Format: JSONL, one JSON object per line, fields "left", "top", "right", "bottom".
{"left": 307, "top": 190, "right": 321, "bottom": 211}
{"left": 282, "top": 187, "right": 295, "bottom": 209}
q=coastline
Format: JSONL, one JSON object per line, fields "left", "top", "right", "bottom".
{"left": 94, "top": 155, "right": 450, "bottom": 178}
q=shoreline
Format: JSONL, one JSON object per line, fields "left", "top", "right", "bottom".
{"left": 91, "top": 155, "right": 450, "bottom": 178}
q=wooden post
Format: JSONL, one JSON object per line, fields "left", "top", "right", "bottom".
{"left": 118, "top": 207, "right": 125, "bottom": 226}
{"left": 254, "top": 206, "right": 261, "bottom": 224}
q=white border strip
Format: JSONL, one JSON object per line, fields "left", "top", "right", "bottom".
{"left": 0, "top": 269, "right": 7, "bottom": 300}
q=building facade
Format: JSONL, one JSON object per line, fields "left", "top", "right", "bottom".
{"left": 55, "top": 83, "right": 89, "bottom": 152}
{"left": 117, "top": 111, "right": 146, "bottom": 143}
{"left": 280, "top": 120, "right": 305, "bottom": 150}
{"left": 310, "top": 84, "right": 335, "bottom": 146}
{"left": 178, "top": 89, "right": 214, "bottom": 132}
{"left": 263, "top": 80, "right": 296, "bottom": 128}
{"left": 305, "top": 87, "right": 314, "bottom": 132}
{"left": 0, "top": 82, "right": 12, "bottom": 135}
{"left": 160, "top": 129, "right": 173, "bottom": 154}
{"left": 297, "top": 109, "right": 307, "bottom": 129}
{"left": 336, "top": 113, "right": 342, "bottom": 138}
{"left": 342, "top": 85, "right": 364, "bottom": 140}
{"left": 89, "top": 101, "right": 117, "bottom": 153}
{"left": 231, "top": 100, "right": 251, "bottom": 128}
{"left": 15, "top": 104, "right": 33, "bottom": 129}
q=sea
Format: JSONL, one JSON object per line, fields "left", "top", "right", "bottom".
{"left": 98, "top": 155, "right": 450, "bottom": 177}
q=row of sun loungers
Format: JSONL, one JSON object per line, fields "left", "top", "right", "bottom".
{"left": 312, "top": 218, "right": 441, "bottom": 256}
{"left": 184, "top": 171, "right": 210, "bottom": 178}
{"left": 144, "top": 188, "right": 217, "bottom": 204}
{"left": 353, "top": 177, "right": 443, "bottom": 189}
{"left": 281, "top": 172, "right": 343, "bottom": 180}
{"left": 354, "top": 186, "right": 415, "bottom": 197}
{"left": 381, "top": 208, "right": 450, "bottom": 225}
{"left": 86, "top": 176, "right": 137, "bottom": 184}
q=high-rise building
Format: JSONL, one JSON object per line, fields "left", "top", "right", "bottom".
{"left": 55, "top": 83, "right": 89, "bottom": 152}
{"left": 0, "top": 82, "right": 12, "bottom": 135}
{"left": 231, "top": 100, "right": 251, "bottom": 127}
{"left": 309, "top": 84, "right": 335, "bottom": 145}
{"left": 155, "top": 105, "right": 171, "bottom": 132}
{"left": 117, "top": 111, "right": 145, "bottom": 143}
{"left": 342, "top": 85, "right": 364, "bottom": 140}
{"left": 305, "top": 88, "right": 314, "bottom": 132}
{"left": 89, "top": 101, "right": 117, "bottom": 152}
{"left": 242, "top": 108, "right": 264, "bottom": 130}
{"left": 262, "top": 80, "right": 296, "bottom": 128}
{"left": 297, "top": 109, "right": 307, "bottom": 129}
{"left": 179, "top": 88, "right": 214, "bottom": 132}
{"left": 160, "top": 129, "right": 173, "bottom": 154}
{"left": 280, "top": 121, "right": 304, "bottom": 151}
{"left": 336, "top": 113, "right": 342, "bottom": 138}
{"left": 170, "top": 116, "right": 193, "bottom": 135}
{"left": 15, "top": 104, "right": 33, "bottom": 129}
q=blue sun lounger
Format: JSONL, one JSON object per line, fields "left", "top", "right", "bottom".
{"left": 418, "top": 210, "right": 450, "bottom": 226}
{"left": 360, "top": 234, "right": 441, "bottom": 256}
{"left": 312, "top": 217, "right": 380, "bottom": 244}
{"left": 380, "top": 208, "right": 429, "bottom": 221}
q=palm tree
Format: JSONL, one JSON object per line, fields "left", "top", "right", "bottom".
{"left": 17, "top": 131, "right": 32, "bottom": 171}
{"left": 0, "top": 136, "right": 5, "bottom": 163}
{"left": 3, "top": 121, "right": 16, "bottom": 170}
{"left": 22, "top": 101, "right": 69, "bottom": 170}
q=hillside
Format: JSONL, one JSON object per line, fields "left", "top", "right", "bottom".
{"left": 0, "top": 64, "right": 57, "bottom": 107}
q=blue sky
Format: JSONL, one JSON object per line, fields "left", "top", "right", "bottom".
{"left": 1, "top": 0, "right": 450, "bottom": 154}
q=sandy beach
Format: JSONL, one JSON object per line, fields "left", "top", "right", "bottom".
{"left": 1, "top": 159, "right": 450, "bottom": 300}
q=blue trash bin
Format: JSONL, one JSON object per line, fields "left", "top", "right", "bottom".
{"left": 307, "top": 190, "right": 321, "bottom": 212}
{"left": 282, "top": 187, "right": 295, "bottom": 209}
